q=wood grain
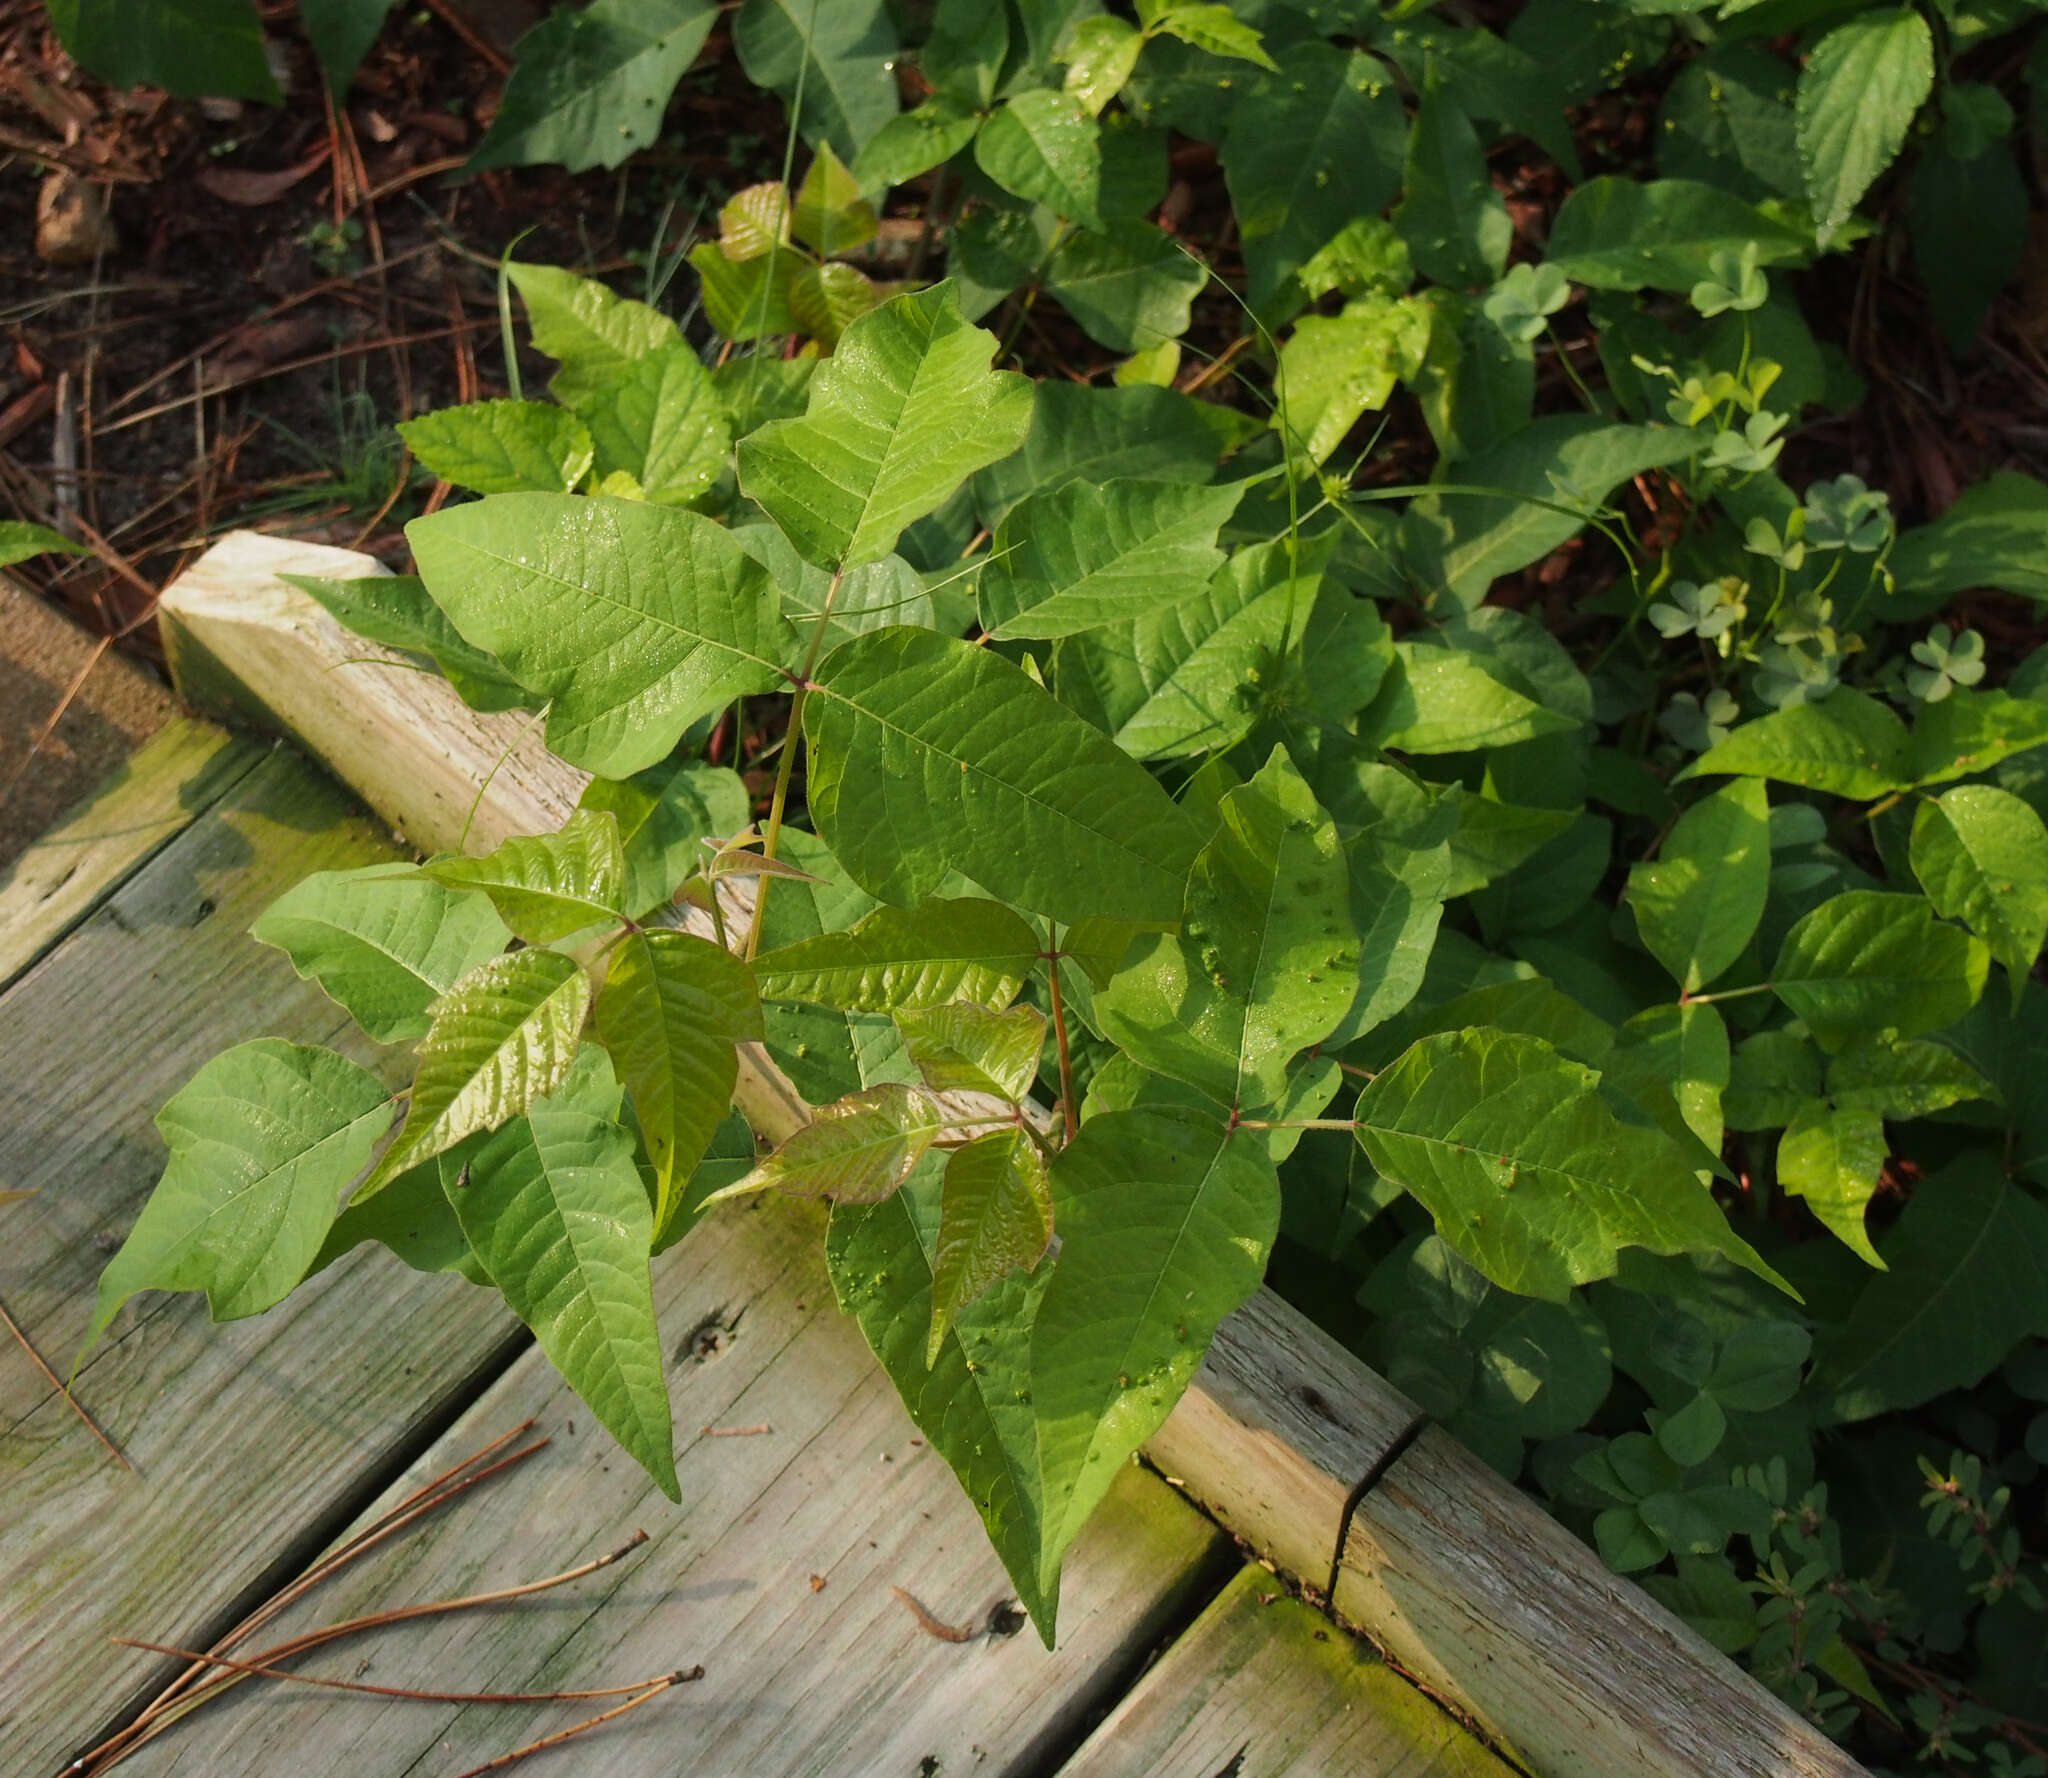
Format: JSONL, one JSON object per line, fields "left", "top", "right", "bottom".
{"left": 0, "top": 715, "right": 260, "bottom": 990}
{"left": 1056, "top": 1565, "right": 1514, "bottom": 1778}
{"left": 112, "top": 1195, "right": 1232, "bottom": 1778}
{"left": 1334, "top": 1425, "right": 1868, "bottom": 1778}
{"left": 0, "top": 748, "right": 520, "bottom": 1776}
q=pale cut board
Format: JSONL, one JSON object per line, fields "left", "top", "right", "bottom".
{"left": 0, "top": 715, "right": 261, "bottom": 990}
{"left": 1334, "top": 1425, "right": 1868, "bottom": 1778}
{"left": 112, "top": 1193, "right": 1233, "bottom": 1778}
{"left": 1057, "top": 1565, "right": 1515, "bottom": 1778}
{"left": 157, "top": 533, "right": 1424, "bottom": 1599}
{"left": 0, "top": 746, "right": 520, "bottom": 1776}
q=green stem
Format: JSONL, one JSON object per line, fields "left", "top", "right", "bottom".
{"left": 1234, "top": 1117, "right": 1360, "bottom": 1131}
{"left": 1680, "top": 982, "right": 1773, "bottom": 1007}
{"left": 743, "top": 569, "right": 843, "bottom": 960}
{"left": 1046, "top": 923, "right": 1078, "bottom": 1145}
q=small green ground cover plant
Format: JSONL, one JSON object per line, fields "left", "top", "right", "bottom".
{"left": 49, "top": 2, "right": 2048, "bottom": 1770}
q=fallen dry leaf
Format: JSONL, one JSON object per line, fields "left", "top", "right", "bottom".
{"left": 194, "top": 147, "right": 331, "bottom": 208}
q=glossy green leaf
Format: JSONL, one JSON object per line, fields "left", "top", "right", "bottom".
{"left": 1812, "top": 1153, "right": 2048, "bottom": 1422}
{"left": 896, "top": 1002, "right": 1047, "bottom": 1101}
{"left": 1771, "top": 892, "right": 1989, "bottom": 1052}
{"left": 1778, "top": 1099, "right": 1887, "bottom": 1268}
{"left": 1353, "top": 1028, "right": 1789, "bottom": 1303}
{"left": 733, "top": 0, "right": 898, "bottom": 161}
{"left": 1827, "top": 1037, "right": 2000, "bottom": 1118}
{"left": 1683, "top": 688, "right": 1911, "bottom": 799}
{"left": 1044, "top": 222, "right": 1206, "bottom": 354}
{"left": 396, "top": 400, "right": 595, "bottom": 494}
{"left": 979, "top": 478, "right": 1243, "bottom": 641}
{"left": 88, "top": 1042, "right": 392, "bottom": 1350}
{"left": 1062, "top": 14, "right": 1143, "bottom": 113}
{"left": 1393, "top": 79, "right": 1510, "bottom": 290}
{"left": 1545, "top": 178, "right": 1811, "bottom": 291}
{"left": 1796, "top": 8, "right": 1933, "bottom": 245}
{"left": 1273, "top": 296, "right": 1433, "bottom": 466}
{"left": 723, "top": 1081, "right": 942, "bottom": 1203}
{"left": 1148, "top": 2, "right": 1276, "bottom": 69}
{"left": 419, "top": 810, "right": 626, "bottom": 944}
{"left": 577, "top": 759, "right": 749, "bottom": 919}
{"left": 0, "top": 520, "right": 91, "bottom": 568}
{"left": 574, "top": 341, "right": 730, "bottom": 507}
{"left": 1627, "top": 780, "right": 1771, "bottom": 993}
{"left": 362, "top": 948, "right": 591, "bottom": 1196}
{"left": 1366, "top": 644, "right": 1580, "bottom": 755}
{"left": 284, "top": 574, "right": 531, "bottom": 714}
{"left": 469, "top": 0, "right": 715, "bottom": 173}
{"left": 806, "top": 626, "right": 1203, "bottom": 925}
{"left": 688, "top": 240, "right": 803, "bottom": 340}
{"left": 1888, "top": 472, "right": 2048, "bottom": 603}
{"left": 928, "top": 1129, "right": 1054, "bottom": 1363}
{"left": 448, "top": 1090, "right": 677, "bottom": 1498}
{"left": 1617, "top": 1001, "right": 1730, "bottom": 1154}
{"left": 851, "top": 98, "right": 984, "bottom": 191}
{"left": 252, "top": 863, "right": 511, "bottom": 1044}
{"left": 788, "top": 261, "right": 879, "bottom": 347}
{"left": 1911, "top": 786, "right": 2048, "bottom": 1011}
{"left": 1910, "top": 689, "right": 2048, "bottom": 789}
{"left": 406, "top": 493, "right": 795, "bottom": 778}
{"left": 791, "top": 145, "right": 876, "bottom": 256}
{"left": 1031, "top": 1107, "right": 1278, "bottom": 1595}
{"left": 753, "top": 897, "right": 1040, "bottom": 1012}
{"left": 737, "top": 284, "right": 1034, "bottom": 570}
{"left": 595, "top": 930, "right": 762, "bottom": 1239}
{"left": 1098, "top": 748, "right": 1357, "bottom": 1110}
{"left": 506, "top": 263, "right": 681, "bottom": 406}
{"left": 976, "top": 89, "right": 1105, "bottom": 231}
{"left": 312, "top": 1146, "right": 477, "bottom": 1281}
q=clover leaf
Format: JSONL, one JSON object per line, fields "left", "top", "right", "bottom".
{"left": 1906, "top": 623, "right": 1987, "bottom": 703}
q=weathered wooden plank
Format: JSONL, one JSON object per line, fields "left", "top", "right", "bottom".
{"left": 112, "top": 1194, "right": 1233, "bottom": 1778}
{"left": 0, "top": 748, "right": 521, "bottom": 1776}
{"left": 156, "top": 532, "right": 1420, "bottom": 1607}
{"left": 0, "top": 715, "right": 261, "bottom": 990}
{"left": 158, "top": 530, "right": 588, "bottom": 857}
{"left": 1057, "top": 1565, "right": 1515, "bottom": 1778}
{"left": 1334, "top": 1425, "right": 1868, "bottom": 1778}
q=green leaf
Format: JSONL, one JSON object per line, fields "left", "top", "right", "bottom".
{"left": 406, "top": 493, "right": 794, "bottom": 779}
{"left": 1043, "top": 221, "right": 1206, "bottom": 354}
{"left": 419, "top": 810, "right": 626, "bottom": 944}
{"left": 928, "top": 1129, "right": 1054, "bottom": 1363}
{"left": 1221, "top": 43, "right": 1408, "bottom": 308}
{"left": 792, "top": 145, "right": 877, "bottom": 256}
{"left": 1365, "top": 644, "right": 1580, "bottom": 755}
{"left": 1353, "top": 1028, "right": 1789, "bottom": 1303}
{"left": 48, "top": 0, "right": 278, "bottom": 101}
{"left": 1627, "top": 780, "right": 1771, "bottom": 993}
{"left": 1273, "top": 296, "right": 1433, "bottom": 466}
{"left": 1812, "top": 1153, "right": 2048, "bottom": 1422}
{"left": 976, "top": 89, "right": 1105, "bottom": 230}
{"left": 1147, "top": 2, "right": 1277, "bottom": 70}
{"left": 806, "top": 626, "right": 1203, "bottom": 925}
{"left": 1098, "top": 748, "right": 1356, "bottom": 1110}
{"left": 0, "top": 519, "right": 91, "bottom": 568}
{"left": 1057, "top": 531, "right": 1331, "bottom": 762}
{"left": 688, "top": 241, "right": 802, "bottom": 340}
{"left": 1909, "top": 139, "right": 2029, "bottom": 354}
{"left": 468, "top": 0, "right": 715, "bottom": 172}
{"left": 1655, "top": 43, "right": 1802, "bottom": 206}
{"left": 398, "top": 400, "right": 597, "bottom": 494}
{"left": 896, "top": 1003, "right": 1047, "bottom": 1101}
{"left": 1393, "top": 79, "right": 1511, "bottom": 290}
{"left": 1911, "top": 786, "right": 2048, "bottom": 1011}
{"left": 283, "top": 574, "right": 531, "bottom": 713}
{"left": 312, "top": 1148, "right": 476, "bottom": 1280}
{"left": 734, "top": 0, "right": 898, "bottom": 161}
{"left": 753, "top": 897, "right": 1041, "bottom": 1011}
{"left": 87, "top": 1041, "right": 391, "bottom": 1351}
{"left": 827, "top": 1166, "right": 1055, "bottom": 1636}
{"left": 1545, "top": 178, "right": 1811, "bottom": 292}
{"left": 1889, "top": 472, "right": 2048, "bottom": 603}
{"left": 724, "top": 1082, "right": 943, "bottom": 1203}
{"left": 594, "top": 931, "right": 762, "bottom": 1240}
{"left": 1827, "top": 1037, "right": 2000, "bottom": 1118}
{"left": 788, "top": 261, "right": 879, "bottom": 347}
{"left": 1910, "top": 688, "right": 2048, "bottom": 789}
{"left": 732, "top": 527, "right": 932, "bottom": 647}
{"left": 251, "top": 863, "right": 511, "bottom": 1045}
{"left": 574, "top": 341, "right": 730, "bottom": 507}
{"left": 578, "top": 759, "right": 749, "bottom": 919}
{"left": 299, "top": 0, "right": 396, "bottom": 94}
{"left": 979, "top": 478, "right": 1243, "bottom": 641}
{"left": 506, "top": 263, "right": 682, "bottom": 406}
{"left": 1618, "top": 1001, "right": 1730, "bottom": 1155}
{"left": 851, "top": 99, "right": 983, "bottom": 191}
{"left": 1771, "top": 891, "right": 1989, "bottom": 1052}
{"left": 1778, "top": 1099, "right": 1887, "bottom": 1268}
{"left": 1683, "top": 688, "right": 1911, "bottom": 799}
{"left": 1031, "top": 1107, "right": 1278, "bottom": 1595}
{"left": 737, "top": 284, "right": 1034, "bottom": 571}
{"left": 1062, "top": 14, "right": 1143, "bottom": 114}
{"left": 448, "top": 1092, "right": 677, "bottom": 1498}
{"left": 1796, "top": 8, "right": 1934, "bottom": 245}
{"left": 363, "top": 948, "right": 592, "bottom": 1196}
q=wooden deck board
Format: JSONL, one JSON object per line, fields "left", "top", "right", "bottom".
{"left": 110, "top": 1196, "right": 1234, "bottom": 1778}
{"left": 1057, "top": 1567, "right": 1515, "bottom": 1778}
{"left": 1, "top": 747, "right": 521, "bottom": 1775}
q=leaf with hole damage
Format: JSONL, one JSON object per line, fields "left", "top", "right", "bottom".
{"left": 406, "top": 493, "right": 796, "bottom": 778}
{"left": 252, "top": 862, "right": 511, "bottom": 1044}
{"left": 1353, "top": 1028, "right": 1789, "bottom": 1302}
{"left": 594, "top": 930, "right": 762, "bottom": 1241}
{"left": 737, "top": 284, "right": 1033, "bottom": 570}
{"left": 807, "top": 627, "right": 1203, "bottom": 925}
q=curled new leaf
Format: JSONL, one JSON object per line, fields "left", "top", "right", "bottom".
{"left": 419, "top": 810, "right": 626, "bottom": 944}
{"left": 716, "top": 1082, "right": 943, "bottom": 1204}
{"left": 896, "top": 1002, "right": 1048, "bottom": 1102}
